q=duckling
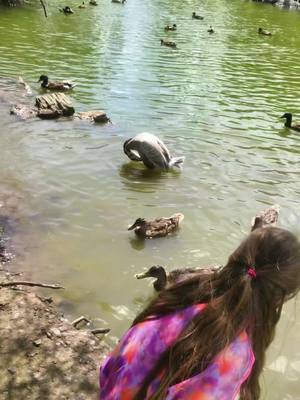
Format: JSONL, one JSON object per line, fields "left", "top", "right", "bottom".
{"left": 78, "top": 1, "right": 86, "bottom": 8}
{"left": 111, "top": 0, "right": 126, "bottom": 3}
{"left": 160, "top": 39, "right": 177, "bottom": 48}
{"left": 192, "top": 12, "right": 204, "bottom": 20}
{"left": 128, "top": 213, "right": 184, "bottom": 239}
{"left": 136, "top": 265, "right": 219, "bottom": 291}
{"left": 251, "top": 204, "right": 280, "bottom": 231}
{"left": 280, "top": 113, "right": 300, "bottom": 132}
{"left": 38, "top": 75, "right": 76, "bottom": 91}
{"left": 89, "top": 0, "right": 98, "bottom": 5}
{"left": 258, "top": 27, "right": 272, "bottom": 36}
{"left": 164, "top": 24, "right": 177, "bottom": 31}
{"left": 59, "top": 6, "right": 74, "bottom": 13}
{"left": 207, "top": 26, "right": 214, "bottom": 34}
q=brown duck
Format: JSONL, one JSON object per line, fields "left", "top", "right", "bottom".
{"left": 38, "top": 75, "right": 76, "bottom": 91}
{"left": 128, "top": 213, "right": 184, "bottom": 239}
{"left": 160, "top": 39, "right": 177, "bottom": 48}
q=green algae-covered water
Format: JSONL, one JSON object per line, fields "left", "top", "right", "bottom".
{"left": 0, "top": 0, "right": 300, "bottom": 397}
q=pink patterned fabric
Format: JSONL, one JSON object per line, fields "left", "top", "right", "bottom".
{"left": 100, "top": 304, "right": 255, "bottom": 399}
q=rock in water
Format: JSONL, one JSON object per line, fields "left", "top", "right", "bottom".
{"left": 35, "top": 92, "right": 75, "bottom": 118}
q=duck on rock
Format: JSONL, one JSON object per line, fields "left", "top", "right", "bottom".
{"left": 38, "top": 75, "right": 76, "bottom": 91}
{"left": 280, "top": 113, "right": 300, "bottom": 131}
{"left": 128, "top": 213, "right": 184, "bottom": 239}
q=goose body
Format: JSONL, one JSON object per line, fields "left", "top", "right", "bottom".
{"left": 164, "top": 24, "right": 177, "bottom": 31}
{"left": 258, "top": 27, "right": 272, "bottom": 36}
{"left": 38, "top": 75, "right": 76, "bottom": 91}
{"left": 192, "top": 12, "right": 204, "bottom": 20}
{"left": 280, "top": 113, "right": 300, "bottom": 132}
{"left": 128, "top": 213, "right": 184, "bottom": 239}
{"left": 160, "top": 39, "right": 177, "bottom": 48}
{"left": 136, "top": 265, "right": 218, "bottom": 291}
{"left": 123, "top": 132, "right": 184, "bottom": 170}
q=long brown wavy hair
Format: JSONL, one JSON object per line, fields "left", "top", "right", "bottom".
{"left": 132, "top": 227, "right": 300, "bottom": 400}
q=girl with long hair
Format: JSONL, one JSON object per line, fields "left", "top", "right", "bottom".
{"left": 100, "top": 227, "right": 300, "bottom": 399}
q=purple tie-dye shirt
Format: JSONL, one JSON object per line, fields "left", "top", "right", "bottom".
{"left": 100, "top": 304, "right": 255, "bottom": 399}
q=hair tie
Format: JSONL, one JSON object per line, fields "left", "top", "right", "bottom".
{"left": 247, "top": 267, "right": 257, "bottom": 279}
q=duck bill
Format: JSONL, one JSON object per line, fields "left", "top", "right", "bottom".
{"left": 135, "top": 271, "right": 151, "bottom": 280}
{"left": 128, "top": 221, "right": 140, "bottom": 231}
{"left": 280, "top": 114, "right": 286, "bottom": 119}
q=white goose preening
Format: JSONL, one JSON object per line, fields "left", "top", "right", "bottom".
{"left": 123, "top": 132, "right": 184, "bottom": 170}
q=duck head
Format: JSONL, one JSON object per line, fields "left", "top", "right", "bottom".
{"left": 280, "top": 113, "right": 292, "bottom": 127}
{"left": 128, "top": 218, "right": 146, "bottom": 231}
{"left": 280, "top": 113, "right": 292, "bottom": 119}
{"left": 135, "top": 265, "right": 167, "bottom": 291}
{"left": 258, "top": 27, "right": 263, "bottom": 34}
{"left": 38, "top": 75, "right": 48, "bottom": 85}
{"left": 173, "top": 24, "right": 177, "bottom": 28}
{"left": 160, "top": 39, "right": 164, "bottom": 45}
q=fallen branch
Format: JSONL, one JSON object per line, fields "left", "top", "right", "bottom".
{"left": 40, "top": 0, "right": 48, "bottom": 18}
{"left": 91, "top": 328, "right": 110, "bottom": 335}
{"left": 72, "top": 315, "right": 90, "bottom": 328}
{"left": 0, "top": 281, "right": 64, "bottom": 289}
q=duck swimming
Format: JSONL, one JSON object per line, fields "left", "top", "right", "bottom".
{"left": 38, "top": 75, "right": 76, "bottom": 91}
{"left": 192, "top": 12, "right": 204, "bottom": 20}
{"left": 60, "top": 6, "right": 74, "bottom": 13}
{"left": 258, "top": 27, "right": 272, "bottom": 36}
{"left": 89, "top": 0, "right": 98, "bottom": 5}
{"left": 128, "top": 213, "right": 184, "bottom": 239}
{"left": 251, "top": 204, "right": 280, "bottom": 231}
{"left": 135, "top": 265, "right": 217, "bottom": 291}
{"left": 78, "top": 1, "right": 86, "bottom": 8}
{"left": 164, "top": 24, "right": 177, "bottom": 31}
{"left": 160, "top": 39, "right": 177, "bottom": 48}
{"left": 207, "top": 26, "right": 214, "bottom": 34}
{"left": 111, "top": 0, "right": 126, "bottom": 3}
{"left": 280, "top": 113, "right": 300, "bottom": 132}
{"left": 123, "top": 132, "right": 184, "bottom": 170}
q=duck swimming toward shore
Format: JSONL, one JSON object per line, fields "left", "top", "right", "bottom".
{"left": 164, "top": 24, "right": 177, "bottom": 31}
{"left": 192, "top": 12, "right": 204, "bottom": 20}
{"left": 280, "top": 113, "right": 300, "bottom": 132}
{"left": 38, "top": 75, "right": 76, "bottom": 91}
{"left": 123, "top": 132, "right": 184, "bottom": 170}
{"left": 128, "top": 213, "right": 184, "bottom": 239}
{"left": 258, "top": 27, "right": 272, "bottom": 36}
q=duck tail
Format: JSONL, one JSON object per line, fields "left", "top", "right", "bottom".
{"left": 168, "top": 156, "right": 185, "bottom": 168}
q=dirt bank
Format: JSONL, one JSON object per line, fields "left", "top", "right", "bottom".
{"left": 0, "top": 285, "right": 110, "bottom": 399}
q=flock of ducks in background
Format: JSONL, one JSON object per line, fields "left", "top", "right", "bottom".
{"left": 60, "top": 0, "right": 125, "bottom": 13}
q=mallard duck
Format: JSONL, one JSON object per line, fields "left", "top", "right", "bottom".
{"left": 192, "top": 12, "right": 204, "bottom": 20}
{"left": 59, "top": 6, "right": 74, "bottom": 13}
{"left": 258, "top": 27, "right": 272, "bottom": 36}
{"left": 164, "top": 24, "right": 177, "bottom": 31}
{"left": 89, "top": 0, "right": 98, "bottom": 5}
{"left": 160, "top": 39, "right": 177, "bottom": 48}
{"left": 123, "top": 132, "right": 184, "bottom": 169}
{"left": 78, "top": 1, "right": 86, "bottom": 8}
{"left": 280, "top": 113, "right": 300, "bottom": 132}
{"left": 251, "top": 204, "right": 280, "bottom": 231}
{"left": 128, "top": 213, "right": 184, "bottom": 239}
{"left": 38, "top": 75, "right": 76, "bottom": 91}
{"left": 112, "top": 0, "right": 126, "bottom": 3}
{"left": 136, "top": 265, "right": 219, "bottom": 291}
{"left": 207, "top": 26, "right": 214, "bottom": 34}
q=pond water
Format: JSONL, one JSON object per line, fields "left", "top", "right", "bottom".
{"left": 0, "top": 0, "right": 300, "bottom": 397}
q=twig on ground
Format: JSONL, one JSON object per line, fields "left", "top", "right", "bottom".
{"left": 0, "top": 281, "right": 64, "bottom": 289}
{"left": 72, "top": 315, "right": 91, "bottom": 328}
{"left": 91, "top": 328, "right": 110, "bottom": 335}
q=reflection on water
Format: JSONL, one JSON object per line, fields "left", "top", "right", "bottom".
{"left": 0, "top": 0, "right": 300, "bottom": 397}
